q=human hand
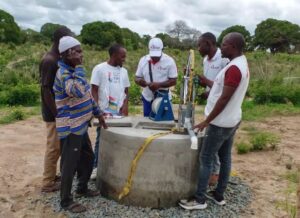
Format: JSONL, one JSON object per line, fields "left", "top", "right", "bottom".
{"left": 98, "top": 115, "right": 108, "bottom": 129}
{"left": 192, "top": 120, "right": 209, "bottom": 133}
{"left": 199, "top": 75, "right": 208, "bottom": 87}
{"left": 148, "top": 82, "right": 160, "bottom": 92}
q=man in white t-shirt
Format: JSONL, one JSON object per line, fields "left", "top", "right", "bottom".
{"left": 180, "top": 32, "right": 249, "bottom": 210}
{"left": 198, "top": 32, "right": 229, "bottom": 186}
{"left": 90, "top": 44, "right": 130, "bottom": 177}
{"left": 135, "top": 37, "right": 178, "bottom": 117}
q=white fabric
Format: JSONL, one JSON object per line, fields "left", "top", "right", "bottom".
{"left": 58, "top": 36, "right": 80, "bottom": 54}
{"left": 148, "top": 38, "right": 163, "bottom": 57}
{"left": 203, "top": 48, "right": 229, "bottom": 91}
{"left": 135, "top": 53, "right": 178, "bottom": 101}
{"left": 90, "top": 62, "right": 130, "bottom": 113}
{"left": 205, "top": 55, "right": 250, "bottom": 127}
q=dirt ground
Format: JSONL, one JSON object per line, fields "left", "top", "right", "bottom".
{"left": 0, "top": 115, "right": 299, "bottom": 218}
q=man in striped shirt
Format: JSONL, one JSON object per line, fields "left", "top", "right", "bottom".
{"left": 53, "top": 36, "right": 107, "bottom": 213}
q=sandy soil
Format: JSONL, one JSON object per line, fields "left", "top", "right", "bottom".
{"left": 0, "top": 115, "right": 299, "bottom": 218}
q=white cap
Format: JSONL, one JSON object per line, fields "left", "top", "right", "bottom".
{"left": 58, "top": 36, "right": 81, "bottom": 54}
{"left": 148, "top": 37, "right": 163, "bottom": 57}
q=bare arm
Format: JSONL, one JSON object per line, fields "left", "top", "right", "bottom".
{"left": 135, "top": 76, "right": 149, "bottom": 87}
{"left": 91, "top": 84, "right": 99, "bottom": 105}
{"left": 120, "top": 87, "right": 129, "bottom": 116}
{"left": 148, "top": 78, "right": 177, "bottom": 92}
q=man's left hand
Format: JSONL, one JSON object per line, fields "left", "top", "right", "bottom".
{"left": 192, "top": 120, "right": 209, "bottom": 133}
{"left": 148, "top": 82, "right": 160, "bottom": 92}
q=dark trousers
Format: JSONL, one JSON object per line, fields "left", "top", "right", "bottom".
{"left": 60, "top": 133, "right": 94, "bottom": 208}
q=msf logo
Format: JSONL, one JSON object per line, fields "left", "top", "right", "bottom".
{"left": 150, "top": 45, "right": 161, "bottom": 50}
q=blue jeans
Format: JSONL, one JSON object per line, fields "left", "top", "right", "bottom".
{"left": 142, "top": 95, "right": 152, "bottom": 117}
{"left": 93, "top": 126, "right": 101, "bottom": 168}
{"left": 195, "top": 123, "right": 239, "bottom": 201}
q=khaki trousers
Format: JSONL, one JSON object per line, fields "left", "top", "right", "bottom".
{"left": 42, "top": 122, "right": 60, "bottom": 187}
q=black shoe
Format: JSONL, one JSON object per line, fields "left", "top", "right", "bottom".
{"left": 205, "top": 190, "right": 226, "bottom": 206}
{"left": 179, "top": 197, "right": 207, "bottom": 210}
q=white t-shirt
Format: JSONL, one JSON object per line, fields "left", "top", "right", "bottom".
{"left": 135, "top": 53, "right": 178, "bottom": 101}
{"left": 90, "top": 62, "right": 130, "bottom": 114}
{"left": 203, "top": 48, "right": 229, "bottom": 91}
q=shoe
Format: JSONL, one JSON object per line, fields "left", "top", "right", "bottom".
{"left": 90, "top": 168, "right": 97, "bottom": 180}
{"left": 75, "top": 189, "right": 100, "bottom": 198}
{"left": 179, "top": 197, "right": 207, "bottom": 210}
{"left": 205, "top": 190, "right": 226, "bottom": 206}
{"left": 62, "top": 201, "right": 86, "bottom": 213}
{"left": 41, "top": 181, "right": 60, "bottom": 193}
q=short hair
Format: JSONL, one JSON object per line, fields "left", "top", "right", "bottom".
{"left": 53, "top": 26, "right": 72, "bottom": 44}
{"left": 226, "top": 32, "right": 245, "bottom": 52}
{"left": 108, "top": 44, "right": 124, "bottom": 57}
{"left": 200, "top": 32, "right": 216, "bottom": 45}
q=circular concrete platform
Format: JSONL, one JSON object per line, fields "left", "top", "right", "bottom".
{"left": 96, "top": 117, "right": 200, "bottom": 208}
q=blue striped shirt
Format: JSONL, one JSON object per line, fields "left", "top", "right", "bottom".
{"left": 53, "top": 60, "right": 101, "bottom": 139}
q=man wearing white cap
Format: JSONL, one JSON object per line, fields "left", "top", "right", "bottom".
{"left": 53, "top": 36, "right": 107, "bottom": 213}
{"left": 135, "top": 37, "right": 178, "bottom": 116}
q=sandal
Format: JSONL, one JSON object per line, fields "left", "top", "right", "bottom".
{"left": 63, "top": 202, "right": 86, "bottom": 213}
{"left": 75, "top": 189, "right": 100, "bottom": 198}
{"left": 41, "top": 182, "right": 60, "bottom": 193}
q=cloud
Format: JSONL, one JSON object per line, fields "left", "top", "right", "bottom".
{"left": 0, "top": 0, "right": 299, "bottom": 37}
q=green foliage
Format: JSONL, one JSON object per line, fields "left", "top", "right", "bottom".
{"left": 0, "top": 9, "right": 21, "bottom": 44}
{"left": 250, "top": 132, "right": 279, "bottom": 151}
{"left": 218, "top": 25, "right": 252, "bottom": 50}
{"left": 0, "top": 84, "right": 40, "bottom": 106}
{"left": 81, "top": 21, "right": 123, "bottom": 49}
{"left": 0, "top": 107, "right": 25, "bottom": 124}
{"left": 21, "top": 29, "right": 48, "bottom": 44}
{"left": 121, "top": 28, "right": 140, "bottom": 50}
{"left": 236, "top": 142, "right": 252, "bottom": 154}
{"left": 40, "top": 23, "right": 63, "bottom": 40}
{"left": 253, "top": 18, "right": 300, "bottom": 53}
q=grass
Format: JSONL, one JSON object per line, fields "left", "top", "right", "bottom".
{"left": 242, "top": 100, "right": 300, "bottom": 121}
{"left": 276, "top": 170, "right": 299, "bottom": 218}
{"left": 0, "top": 105, "right": 40, "bottom": 125}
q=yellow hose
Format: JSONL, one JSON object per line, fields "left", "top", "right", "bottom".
{"left": 118, "top": 129, "right": 175, "bottom": 200}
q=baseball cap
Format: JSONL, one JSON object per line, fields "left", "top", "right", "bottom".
{"left": 148, "top": 37, "right": 163, "bottom": 57}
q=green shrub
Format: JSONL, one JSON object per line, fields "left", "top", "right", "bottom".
{"left": 250, "top": 132, "right": 279, "bottom": 151}
{"left": 3, "top": 84, "right": 40, "bottom": 106}
{"left": 0, "top": 107, "right": 25, "bottom": 124}
{"left": 236, "top": 142, "right": 252, "bottom": 154}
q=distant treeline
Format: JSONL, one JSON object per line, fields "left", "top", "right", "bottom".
{"left": 1, "top": 9, "right": 300, "bottom": 53}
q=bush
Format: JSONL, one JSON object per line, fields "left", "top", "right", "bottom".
{"left": 1, "top": 84, "right": 40, "bottom": 106}
{"left": 0, "top": 107, "right": 25, "bottom": 124}
{"left": 250, "top": 132, "right": 279, "bottom": 151}
{"left": 236, "top": 142, "right": 252, "bottom": 154}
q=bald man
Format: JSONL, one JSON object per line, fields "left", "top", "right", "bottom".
{"left": 179, "top": 32, "right": 250, "bottom": 210}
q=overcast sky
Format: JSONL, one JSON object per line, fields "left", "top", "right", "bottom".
{"left": 1, "top": 0, "right": 299, "bottom": 38}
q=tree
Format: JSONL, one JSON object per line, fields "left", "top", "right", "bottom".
{"left": 166, "top": 20, "right": 201, "bottom": 49}
{"left": 253, "top": 18, "right": 300, "bottom": 53}
{"left": 21, "top": 28, "right": 48, "bottom": 44}
{"left": 218, "top": 25, "right": 252, "bottom": 50}
{"left": 121, "top": 28, "right": 140, "bottom": 50}
{"left": 40, "top": 23, "right": 64, "bottom": 40}
{"left": 81, "top": 21, "right": 123, "bottom": 49}
{"left": 0, "top": 9, "right": 21, "bottom": 44}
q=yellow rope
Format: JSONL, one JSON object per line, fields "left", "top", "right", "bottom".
{"left": 118, "top": 129, "right": 175, "bottom": 200}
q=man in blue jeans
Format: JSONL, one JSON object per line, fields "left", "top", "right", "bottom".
{"left": 179, "top": 32, "right": 250, "bottom": 210}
